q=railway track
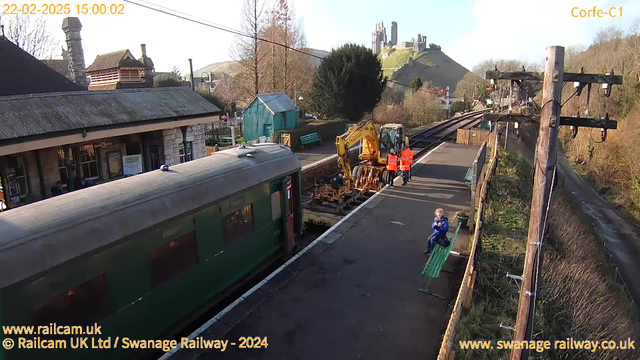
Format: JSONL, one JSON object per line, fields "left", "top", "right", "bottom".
{"left": 409, "top": 110, "right": 486, "bottom": 146}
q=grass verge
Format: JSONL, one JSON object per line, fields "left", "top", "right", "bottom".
{"left": 453, "top": 151, "right": 639, "bottom": 360}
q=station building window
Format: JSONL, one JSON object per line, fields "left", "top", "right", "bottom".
{"left": 57, "top": 148, "right": 75, "bottom": 186}
{"left": 222, "top": 204, "right": 255, "bottom": 246}
{"left": 148, "top": 231, "right": 198, "bottom": 287}
{"left": 149, "top": 145, "right": 161, "bottom": 170}
{"left": 271, "top": 192, "right": 281, "bottom": 221}
{"left": 80, "top": 145, "right": 99, "bottom": 179}
{"left": 6, "top": 156, "right": 29, "bottom": 202}
{"left": 33, "top": 274, "right": 111, "bottom": 326}
{"left": 179, "top": 142, "right": 193, "bottom": 163}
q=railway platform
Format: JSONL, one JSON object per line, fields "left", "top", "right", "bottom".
{"left": 165, "top": 143, "right": 480, "bottom": 360}
{"left": 294, "top": 142, "right": 339, "bottom": 167}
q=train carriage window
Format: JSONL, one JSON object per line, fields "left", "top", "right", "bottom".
{"left": 222, "top": 204, "right": 255, "bottom": 246}
{"left": 149, "top": 232, "right": 198, "bottom": 287}
{"left": 271, "top": 192, "right": 281, "bottom": 221}
{"left": 33, "top": 274, "right": 111, "bottom": 326}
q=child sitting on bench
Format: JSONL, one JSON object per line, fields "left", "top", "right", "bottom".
{"left": 424, "top": 208, "right": 450, "bottom": 254}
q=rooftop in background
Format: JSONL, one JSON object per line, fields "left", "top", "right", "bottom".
{"left": 253, "top": 93, "right": 297, "bottom": 114}
{"left": 0, "top": 36, "right": 85, "bottom": 96}
{"left": 0, "top": 87, "right": 221, "bottom": 144}
{"left": 86, "top": 49, "right": 145, "bottom": 72}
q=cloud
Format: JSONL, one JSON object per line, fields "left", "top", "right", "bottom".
{"left": 444, "top": 0, "right": 638, "bottom": 71}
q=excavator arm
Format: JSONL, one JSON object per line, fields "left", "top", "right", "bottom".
{"left": 335, "top": 121, "right": 380, "bottom": 185}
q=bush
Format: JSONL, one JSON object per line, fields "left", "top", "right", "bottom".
{"left": 154, "top": 75, "right": 182, "bottom": 87}
{"left": 450, "top": 100, "right": 470, "bottom": 114}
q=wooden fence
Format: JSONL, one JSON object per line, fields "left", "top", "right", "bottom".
{"left": 456, "top": 129, "right": 491, "bottom": 146}
{"left": 438, "top": 135, "right": 499, "bottom": 360}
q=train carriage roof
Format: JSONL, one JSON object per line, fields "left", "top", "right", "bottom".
{"left": 0, "top": 143, "right": 300, "bottom": 288}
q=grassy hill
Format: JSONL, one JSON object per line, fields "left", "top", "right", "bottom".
{"left": 382, "top": 49, "right": 470, "bottom": 93}
{"left": 381, "top": 49, "right": 416, "bottom": 77}
{"left": 194, "top": 48, "right": 329, "bottom": 78}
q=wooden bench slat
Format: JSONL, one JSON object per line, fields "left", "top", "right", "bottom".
{"left": 300, "top": 132, "right": 322, "bottom": 146}
{"left": 422, "top": 223, "right": 462, "bottom": 278}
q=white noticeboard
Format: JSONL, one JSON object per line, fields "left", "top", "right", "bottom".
{"left": 123, "top": 155, "right": 143, "bottom": 177}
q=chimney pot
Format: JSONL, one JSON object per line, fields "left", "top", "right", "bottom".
{"left": 141, "top": 44, "right": 147, "bottom": 57}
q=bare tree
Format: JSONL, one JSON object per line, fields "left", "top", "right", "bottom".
{"left": 0, "top": 14, "right": 59, "bottom": 59}
{"left": 259, "top": 0, "right": 311, "bottom": 100}
{"left": 593, "top": 26, "right": 624, "bottom": 45}
{"left": 629, "top": 18, "right": 640, "bottom": 37}
{"left": 231, "top": 0, "right": 266, "bottom": 100}
{"left": 454, "top": 72, "right": 488, "bottom": 100}
{"left": 213, "top": 76, "right": 242, "bottom": 112}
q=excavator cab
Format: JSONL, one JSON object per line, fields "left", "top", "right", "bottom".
{"left": 379, "top": 124, "right": 409, "bottom": 163}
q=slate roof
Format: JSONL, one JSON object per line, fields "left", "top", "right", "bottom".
{"left": 42, "top": 59, "right": 71, "bottom": 79}
{"left": 0, "top": 87, "right": 221, "bottom": 143}
{"left": 254, "top": 92, "right": 297, "bottom": 114}
{"left": 0, "top": 37, "right": 84, "bottom": 96}
{"left": 86, "top": 50, "right": 145, "bottom": 72}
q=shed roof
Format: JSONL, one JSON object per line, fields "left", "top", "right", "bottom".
{"left": 253, "top": 92, "right": 297, "bottom": 115}
{"left": 86, "top": 50, "right": 145, "bottom": 72}
{"left": 0, "top": 37, "right": 84, "bottom": 96}
{"left": 0, "top": 87, "right": 221, "bottom": 143}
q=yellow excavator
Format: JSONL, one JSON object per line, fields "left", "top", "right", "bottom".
{"left": 314, "top": 121, "right": 409, "bottom": 204}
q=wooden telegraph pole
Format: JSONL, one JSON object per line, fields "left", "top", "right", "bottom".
{"left": 510, "top": 46, "right": 564, "bottom": 360}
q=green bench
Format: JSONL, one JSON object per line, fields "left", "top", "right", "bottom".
{"left": 464, "top": 168, "right": 473, "bottom": 188}
{"left": 419, "top": 223, "right": 463, "bottom": 299}
{"left": 300, "top": 132, "right": 322, "bottom": 148}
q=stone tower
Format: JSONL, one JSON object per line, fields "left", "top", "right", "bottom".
{"left": 390, "top": 21, "right": 397, "bottom": 46}
{"left": 371, "top": 21, "right": 387, "bottom": 55}
{"left": 62, "top": 17, "right": 86, "bottom": 87}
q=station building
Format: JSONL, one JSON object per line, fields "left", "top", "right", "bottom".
{"left": 0, "top": 23, "right": 221, "bottom": 210}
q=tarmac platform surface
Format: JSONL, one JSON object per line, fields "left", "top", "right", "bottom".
{"left": 294, "top": 142, "right": 339, "bottom": 167}
{"left": 168, "top": 143, "right": 480, "bottom": 360}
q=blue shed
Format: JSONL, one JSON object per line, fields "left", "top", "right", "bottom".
{"left": 243, "top": 93, "right": 298, "bottom": 141}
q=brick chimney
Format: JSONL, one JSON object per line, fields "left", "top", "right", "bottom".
{"left": 138, "top": 44, "right": 155, "bottom": 87}
{"left": 62, "top": 17, "right": 87, "bottom": 87}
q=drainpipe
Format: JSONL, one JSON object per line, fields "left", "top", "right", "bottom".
{"left": 180, "top": 126, "right": 189, "bottom": 162}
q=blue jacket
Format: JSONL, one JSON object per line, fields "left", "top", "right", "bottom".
{"left": 432, "top": 217, "right": 449, "bottom": 236}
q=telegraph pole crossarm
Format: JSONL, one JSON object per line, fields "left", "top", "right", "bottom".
{"left": 486, "top": 70, "right": 623, "bottom": 85}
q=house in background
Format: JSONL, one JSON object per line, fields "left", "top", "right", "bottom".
{"left": 86, "top": 46, "right": 155, "bottom": 90}
{"left": 242, "top": 93, "right": 298, "bottom": 142}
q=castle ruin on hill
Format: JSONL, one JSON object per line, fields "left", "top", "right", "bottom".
{"left": 371, "top": 21, "right": 427, "bottom": 56}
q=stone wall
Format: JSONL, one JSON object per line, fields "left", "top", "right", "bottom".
{"left": 162, "top": 124, "right": 206, "bottom": 166}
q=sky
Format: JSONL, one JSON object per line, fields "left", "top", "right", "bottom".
{"left": 7, "top": 0, "right": 640, "bottom": 75}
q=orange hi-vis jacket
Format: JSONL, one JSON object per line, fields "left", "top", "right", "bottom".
{"left": 400, "top": 149, "right": 413, "bottom": 171}
{"left": 386, "top": 154, "right": 398, "bottom": 171}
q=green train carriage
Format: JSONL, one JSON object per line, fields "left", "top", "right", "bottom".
{"left": 0, "top": 144, "right": 302, "bottom": 360}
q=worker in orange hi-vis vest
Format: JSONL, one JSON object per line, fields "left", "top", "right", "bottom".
{"left": 400, "top": 146, "right": 414, "bottom": 185}
{"left": 386, "top": 149, "right": 398, "bottom": 188}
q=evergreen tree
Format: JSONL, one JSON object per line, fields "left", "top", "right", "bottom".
{"left": 410, "top": 77, "right": 423, "bottom": 92}
{"left": 311, "top": 43, "right": 386, "bottom": 121}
